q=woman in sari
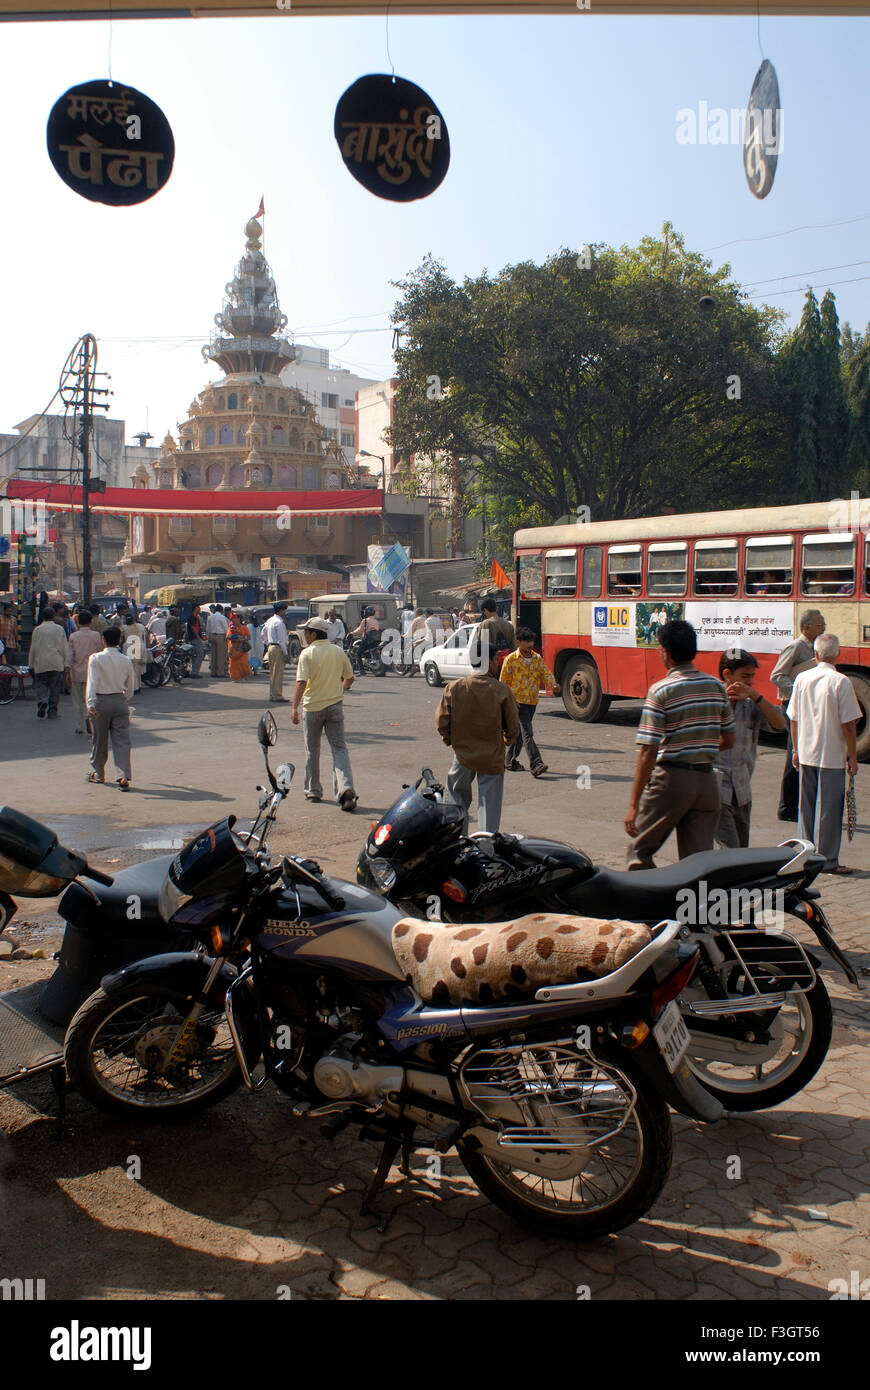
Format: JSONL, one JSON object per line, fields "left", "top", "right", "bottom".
{"left": 227, "top": 610, "right": 253, "bottom": 681}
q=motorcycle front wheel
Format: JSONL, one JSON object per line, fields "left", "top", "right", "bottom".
{"left": 684, "top": 968, "right": 832, "bottom": 1111}
{"left": 141, "top": 664, "right": 161, "bottom": 688}
{"left": 65, "top": 982, "right": 244, "bottom": 1119}
{"left": 458, "top": 1044, "right": 672, "bottom": 1239}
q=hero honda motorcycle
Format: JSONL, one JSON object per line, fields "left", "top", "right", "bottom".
{"left": 356, "top": 769, "right": 862, "bottom": 1112}
{"left": 63, "top": 714, "right": 723, "bottom": 1238}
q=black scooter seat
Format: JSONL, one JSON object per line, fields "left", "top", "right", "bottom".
{"left": 59, "top": 854, "right": 173, "bottom": 934}
{"left": 567, "top": 847, "right": 805, "bottom": 922}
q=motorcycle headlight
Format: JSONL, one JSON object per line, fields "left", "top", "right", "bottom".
{"left": 368, "top": 859, "right": 397, "bottom": 892}
{"left": 158, "top": 874, "right": 193, "bottom": 923}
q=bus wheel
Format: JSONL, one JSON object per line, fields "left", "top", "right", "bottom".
{"left": 850, "top": 673, "right": 870, "bottom": 761}
{"left": 562, "top": 656, "right": 611, "bottom": 722}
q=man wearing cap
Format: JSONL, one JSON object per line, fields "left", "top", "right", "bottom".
{"left": 262, "top": 601, "right": 290, "bottom": 703}
{"left": 291, "top": 618, "right": 358, "bottom": 811}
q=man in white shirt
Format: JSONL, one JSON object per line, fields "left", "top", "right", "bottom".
{"left": 29, "top": 611, "right": 68, "bottom": 719}
{"left": 205, "top": 605, "right": 229, "bottom": 677}
{"left": 85, "top": 627, "right": 136, "bottom": 787}
{"left": 147, "top": 609, "right": 167, "bottom": 640}
{"left": 325, "top": 610, "right": 346, "bottom": 645}
{"left": 262, "top": 602, "right": 290, "bottom": 703}
{"left": 787, "top": 633, "right": 861, "bottom": 874}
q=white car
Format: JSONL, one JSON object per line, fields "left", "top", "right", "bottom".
{"left": 418, "top": 624, "right": 480, "bottom": 686}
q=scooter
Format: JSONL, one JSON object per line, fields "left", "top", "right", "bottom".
{"left": 0, "top": 808, "right": 195, "bottom": 1129}
{"left": 356, "top": 768, "right": 862, "bottom": 1112}
{"left": 63, "top": 714, "right": 722, "bottom": 1239}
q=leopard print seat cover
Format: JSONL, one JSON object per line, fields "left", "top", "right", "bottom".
{"left": 391, "top": 913, "right": 652, "bottom": 1007}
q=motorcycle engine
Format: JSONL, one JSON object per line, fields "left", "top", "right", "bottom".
{"left": 313, "top": 1037, "right": 404, "bottom": 1104}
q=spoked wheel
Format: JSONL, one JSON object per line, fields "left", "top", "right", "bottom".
{"left": 684, "top": 966, "right": 832, "bottom": 1110}
{"left": 458, "top": 1043, "right": 672, "bottom": 1238}
{"left": 65, "top": 982, "right": 244, "bottom": 1119}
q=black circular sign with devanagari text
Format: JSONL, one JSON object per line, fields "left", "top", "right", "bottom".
{"left": 46, "top": 80, "right": 175, "bottom": 207}
{"left": 334, "top": 74, "right": 449, "bottom": 203}
{"left": 743, "top": 60, "right": 781, "bottom": 201}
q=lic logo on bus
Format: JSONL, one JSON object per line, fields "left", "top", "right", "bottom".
{"left": 594, "top": 606, "right": 630, "bottom": 629}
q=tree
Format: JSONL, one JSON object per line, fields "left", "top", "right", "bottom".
{"left": 388, "top": 226, "right": 788, "bottom": 529}
{"left": 778, "top": 289, "right": 852, "bottom": 502}
{"left": 845, "top": 328, "right": 870, "bottom": 490}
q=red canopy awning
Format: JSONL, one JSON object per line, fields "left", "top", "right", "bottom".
{"left": 5, "top": 481, "right": 383, "bottom": 518}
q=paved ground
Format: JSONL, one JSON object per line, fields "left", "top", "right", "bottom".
{"left": 0, "top": 665, "right": 868, "bottom": 1300}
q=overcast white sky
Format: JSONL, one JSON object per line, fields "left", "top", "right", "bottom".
{"left": 1, "top": 10, "right": 868, "bottom": 459}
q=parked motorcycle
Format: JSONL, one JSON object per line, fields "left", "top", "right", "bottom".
{"left": 63, "top": 715, "right": 722, "bottom": 1238}
{"left": 344, "top": 631, "right": 386, "bottom": 677}
{"left": 0, "top": 807, "right": 195, "bottom": 1123}
{"left": 356, "top": 769, "right": 861, "bottom": 1112}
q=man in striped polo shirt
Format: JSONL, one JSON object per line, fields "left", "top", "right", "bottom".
{"left": 624, "top": 620, "right": 735, "bottom": 870}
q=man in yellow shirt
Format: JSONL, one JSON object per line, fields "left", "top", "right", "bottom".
{"left": 499, "top": 627, "right": 560, "bottom": 777}
{"left": 291, "top": 617, "right": 358, "bottom": 811}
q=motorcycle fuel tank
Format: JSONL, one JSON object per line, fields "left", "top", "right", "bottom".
{"left": 253, "top": 878, "right": 408, "bottom": 983}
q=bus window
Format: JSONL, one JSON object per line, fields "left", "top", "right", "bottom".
{"left": 607, "top": 545, "right": 642, "bottom": 596}
{"left": 744, "top": 536, "right": 794, "bottom": 595}
{"left": 517, "top": 553, "right": 542, "bottom": 599}
{"left": 545, "top": 549, "right": 577, "bottom": 597}
{"left": 647, "top": 543, "right": 687, "bottom": 596}
{"left": 865, "top": 536, "right": 870, "bottom": 596}
{"left": 801, "top": 535, "right": 856, "bottom": 596}
{"left": 694, "top": 540, "right": 738, "bottom": 595}
{"left": 581, "top": 546, "right": 602, "bottom": 597}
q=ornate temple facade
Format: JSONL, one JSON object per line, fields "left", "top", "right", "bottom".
{"left": 120, "top": 216, "right": 391, "bottom": 595}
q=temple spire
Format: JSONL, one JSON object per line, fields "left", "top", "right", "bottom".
{"left": 202, "top": 217, "right": 295, "bottom": 380}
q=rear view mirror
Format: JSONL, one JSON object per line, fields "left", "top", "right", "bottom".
{"left": 258, "top": 712, "right": 277, "bottom": 748}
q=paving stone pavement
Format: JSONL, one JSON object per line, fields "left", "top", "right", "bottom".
{"left": 0, "top": 676, "right": 868, "bottom": 1299}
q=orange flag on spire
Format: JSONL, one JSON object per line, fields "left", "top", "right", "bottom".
{"left": 490, "top": 558, "right": 510, "bottom": 589}
{"left": 253, "top": 196, "right": 265, "bottom": 219}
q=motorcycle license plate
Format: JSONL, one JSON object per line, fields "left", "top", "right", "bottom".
{"left": 653, "top": 1001, "right": 690, "bottom": 1073}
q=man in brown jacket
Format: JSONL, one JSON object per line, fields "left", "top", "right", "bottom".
{"left": 436, "top": 646, "right": 520, "bottom": 832}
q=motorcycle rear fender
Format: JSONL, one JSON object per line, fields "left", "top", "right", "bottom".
{"left": 628, "top": 1031, "right": 723, "bottom": 1123}
{"left": 786, "top": 901, "right": 861, "bottom": 988}
{"left": 99, "top": 949, "right": 237, "bottom": 999}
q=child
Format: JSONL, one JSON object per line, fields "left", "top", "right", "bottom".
{"left": 499, "top": 627, "right": 560, "bottom": 777}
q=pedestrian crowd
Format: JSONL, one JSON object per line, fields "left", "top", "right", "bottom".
{"left": 5, "top": 590, "right": 861, "bottom": 873}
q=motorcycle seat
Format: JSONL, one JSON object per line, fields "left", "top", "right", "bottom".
{"left": 567, "top": 847, "right": 801, "bottom": 922}
{"left": 59, "top": 854, "right": 173, "bottom": 935}
{"left": 392, "top": 912, "right": 652, "bottom": 1007}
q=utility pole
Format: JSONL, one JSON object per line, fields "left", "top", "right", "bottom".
{"left": 59, "top": 333, "right": 110, "bottom": 605}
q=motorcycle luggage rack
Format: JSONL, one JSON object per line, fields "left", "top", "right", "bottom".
{"left": 719, "top": 929, "right": 816, "bottom": 996}
{"left": 458, "top": 1041, "right": 635, "bottom": 1150}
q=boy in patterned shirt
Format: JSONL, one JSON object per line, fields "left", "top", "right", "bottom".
{"left": 499, "top": 627, "right": 560, "bottom": 777}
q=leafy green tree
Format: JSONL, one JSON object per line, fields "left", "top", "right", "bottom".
{"left": 388, "top": 226, "right": 788, "bottom": 529}
{"left": 845, "top": 327, "right": 870, "bottom": 490}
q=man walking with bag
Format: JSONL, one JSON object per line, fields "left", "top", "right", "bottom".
{"left": 291, "top": 617, "right": 358, "bottom": 811}
{"left": 262, "top": 601, "right": 290, "bottom": 703}
{"left": 436, "top": 642, "right": 520, "bottom": 833}
{"left": 86, "top": 626, "right": 135, "bottom": 789}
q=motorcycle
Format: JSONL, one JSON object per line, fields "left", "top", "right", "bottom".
{"left": 0, "top": 807, "right": 195, "bottom": 1126}
{"left": 63, "top": 715, "right": 722, "bottom": 1239}
{"left": 356, "top": 769, "right": 862, "bottom": 1112}
{"left": 344, "top": 631, "right": 386, "bottom": 678}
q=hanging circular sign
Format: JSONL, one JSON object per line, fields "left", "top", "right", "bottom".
{"left": 334, "top": 74, "right": 449, "bottom": 202}
{"left": 742, "top": 59, "right": 782, "bottom": 200}
{"left": 46, "top": 79, "right": 175, "bottom": 206}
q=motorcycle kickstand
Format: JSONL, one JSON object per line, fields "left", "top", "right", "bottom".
{"left": 50, "top": 1064, "right": 69, "bottom": 1141}
{"left": 361, "top": 1137, "right": 403, "bottom": 1232}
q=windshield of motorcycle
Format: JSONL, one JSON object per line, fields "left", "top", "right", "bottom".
{"left": 367, "top": 786, "right": 465, "bottom": 865}
{"left": 169, "top": 816, "right": 246, "bottom": 897}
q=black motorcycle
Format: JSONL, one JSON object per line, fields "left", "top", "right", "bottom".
{"left": 356, "top": 769, "right": 861, "bottom": 1112}
{"left": 0, "top": 808, "right": 194, "bottom": 1125}
{"left": 63, "top": 715, "right": 722, "bottom": 1239}
{"left": 344, "top": 631, "right": 386, "bottom": 677}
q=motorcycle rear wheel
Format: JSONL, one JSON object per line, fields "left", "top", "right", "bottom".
{"left": 65, "top": 982, "right": 243, "bottom": 1119}
{"left": 685, "top": 969, "right": 832, "bottom": 1110}
{"left": 141, "top": 665, "right": 161, "bottom": 688}
{"left": 458, "top": 1045, "right": 672, "bottom": 1239}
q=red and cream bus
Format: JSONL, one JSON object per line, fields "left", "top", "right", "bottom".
{"left": 513, "top": 499, "right": 870, "bottom": 758}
